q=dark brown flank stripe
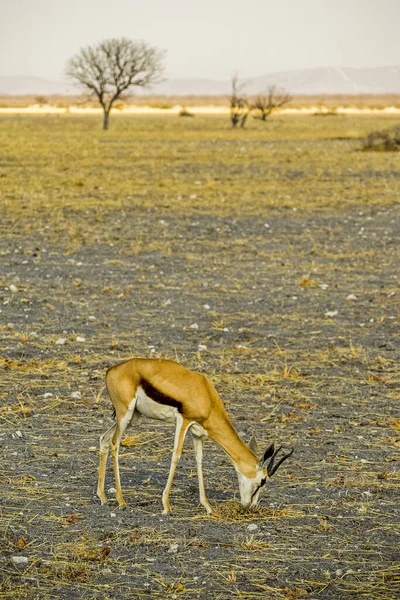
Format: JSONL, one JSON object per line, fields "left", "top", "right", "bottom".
{"left": 141, "top": 379, "right": 183, "bottom": 412}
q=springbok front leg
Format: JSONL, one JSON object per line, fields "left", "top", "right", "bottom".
{"left": 192, "top": 434, "right": 213, "bottom": 514}
{"left": 162, "top": 414, "right": 192, "bottom": 515}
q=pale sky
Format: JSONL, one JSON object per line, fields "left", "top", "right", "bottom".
{"left": 0, "top": 0, "right": 399, "bottom": 80}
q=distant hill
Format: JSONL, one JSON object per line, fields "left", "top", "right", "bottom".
{"left": 1, "top": 66, "right": 400, "bottom": 96}
{"left": 0, "top": 76, "right": 79, "bottom": 95}
{"left": 248, "top": 66, "right": 400, "bottom": 95}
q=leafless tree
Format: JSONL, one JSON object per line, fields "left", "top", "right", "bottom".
{"left": 230, "top": 74, "right": 250, "bottom": 128}
{"left": 252, "top": 85, "right": 292, "bottom": 121}
{"left": 66, "top": 38, "right": 165, "bottom": 130}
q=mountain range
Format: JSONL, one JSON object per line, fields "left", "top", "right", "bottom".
{"left": 1, "top": 66, "right": 400, "bottom": 96}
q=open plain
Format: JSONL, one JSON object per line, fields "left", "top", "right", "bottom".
{"left": 0, "top": 113, "right": 399, "bottom": 599}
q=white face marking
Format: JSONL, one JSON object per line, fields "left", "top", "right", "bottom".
{"left": 135, "top": 387, "right": 178, "bottom": 423}
{"left": 236, "top": 468, "right": 267, "bottom": 508}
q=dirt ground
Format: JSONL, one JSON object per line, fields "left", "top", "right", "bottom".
{"left": 0, "top": 114, "right": 399, "bottom": 599}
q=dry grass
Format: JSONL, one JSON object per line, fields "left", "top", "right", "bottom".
{"left": 0, "top": 113, "right": 399, "bottom": 599}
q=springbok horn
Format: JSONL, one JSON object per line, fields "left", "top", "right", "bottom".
{"left": 267, "top": 447, "right": 294, "bottom": 477}
{"left": 262, "top": 442, "right": 275, "bottom": 463}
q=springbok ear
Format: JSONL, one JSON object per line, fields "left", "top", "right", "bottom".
{"left": 248, "top": 435, "right": 258, "bottom": 455}
{"left": 262, "top": 443, "right": 275, "bottom": 464}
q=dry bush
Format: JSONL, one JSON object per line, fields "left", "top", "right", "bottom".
{"left": 179, "top": 106, "right": 194, "bottom": 117}
{"left": 252, "top": 85, "right": 291, "bottom": 121}
{"left": 361, "top": 125, "right": 400, "bottom": 151}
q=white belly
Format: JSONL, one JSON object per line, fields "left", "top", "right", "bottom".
{"left": 135, "top": 387, "right": 178, "bottom": 423}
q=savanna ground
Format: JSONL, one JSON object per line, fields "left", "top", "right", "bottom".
{"left": 0, "top": 113, "right": 399, "bottom": 599}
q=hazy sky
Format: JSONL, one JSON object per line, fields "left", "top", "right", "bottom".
{"left": 0, "top": 0, "right": 399, "bottom": 80}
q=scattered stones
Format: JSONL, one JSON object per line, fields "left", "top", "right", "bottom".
{"left": 12, "top": 556, "right": 28, "bottom": 565}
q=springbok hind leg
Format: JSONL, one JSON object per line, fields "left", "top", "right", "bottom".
{"left": 110, "top": 402, "right": 138, "bottom": 508}
{"left": 97, "top": 423, "right": 117, "bottom": 505}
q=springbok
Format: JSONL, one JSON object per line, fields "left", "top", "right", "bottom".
{"left": 97, "top": 358, "right": 293, "bottom": 514}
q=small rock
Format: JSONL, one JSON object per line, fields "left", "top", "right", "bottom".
{"left": 15, "top": 430, "right": 23, "bottom": 438}
{"left": 71, "top": 391, "right": 81, "bottom": 399}
{"left": 108, "top": 487, "right": 116, "bottom": 494}
{"left": 43, "top": 393, "right": 53, "bottom": 398}
{"left": 76, "top": 336, "right": 86, "bottom": 342}
{"left": 384, "top": 341, "right": 395, "bottom": 351}
{"left": 346, "top": 294, "right": 357, "bottom": 301}
{"left": 12, "top": 556, "right": 28, "bottom": 565}
{"left": 198, "top": 344, "right": 207, "bottom": 351}
{"left": 55, "top": 338, "right": 66, "bottom": 345}
{"left": 324, "top": 310, "right": 338, "bottom": 318}
{"left": 168, "top": 543, "right": 179, "bottom": 553}
{"left": 110, "top": 513, "right": 116, "bottom": 518}
{"left": 190, "top": 323, "right": 199, "bottom": 329}
{"left": 247, "top": 523, "right": 259, "bottom": 532}
{"left": 9, "top": 284, "right": 18, "bottom": 294}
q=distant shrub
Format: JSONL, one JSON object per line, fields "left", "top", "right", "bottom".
{"left": 179, "top": 107, "right": 194, "bottom": 117}
{"left": 113, "top": 101, "right": 127, "bottom": 111}
{"left": 361, "top": 126, "right": 400, "bottom": 151}
{"left": 313, "top": 107, "right": 339, "bottom": 117}
{"left": 35, "top": 95, "right": 48, "bottom": 106}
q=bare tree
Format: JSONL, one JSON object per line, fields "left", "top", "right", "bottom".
{"left": 252, "top": 85, "right": 292, "bottom": 121}
{"left": 230, "top": 74, "right": 250, "bottom": 128}
{"left": 66, "top": 38, "right": 165, "bottom": 130}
